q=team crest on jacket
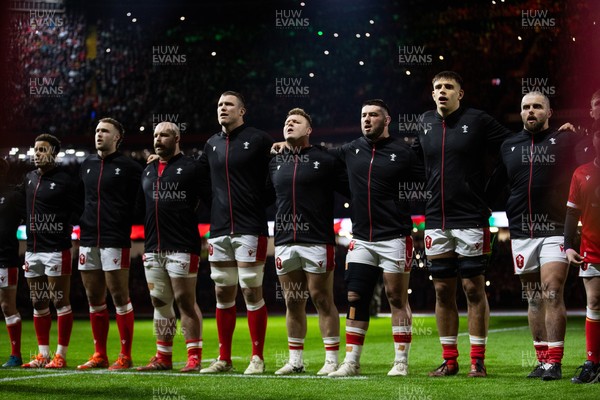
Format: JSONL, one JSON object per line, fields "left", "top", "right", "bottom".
{"left": 425, "top": 235, "right": 432, "bottom": 249}
{"left": 461, "top": 125, "right": 469, "bottom": 133}
{"left": 515, "top": 254, "right": 525, "bottom": 269}
{"left": 79, "top": 254, "right": 86, "bottom": 265}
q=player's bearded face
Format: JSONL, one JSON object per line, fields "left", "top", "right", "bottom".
{"left": 361, "top": 106, "right": 388, "bottom": 141}
{"left": 521, "top": 94, "right": 551, "bottom": 133}
{"left": 154, "top": 131, "right": 177, "bottom": 159}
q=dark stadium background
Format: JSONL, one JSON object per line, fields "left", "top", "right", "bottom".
{"left": 0, "top": 0, "right": 599, "bottom": 316}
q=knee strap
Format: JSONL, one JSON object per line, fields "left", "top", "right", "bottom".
{"left": 345, "top": 263, "right": 380, "bottom": 322}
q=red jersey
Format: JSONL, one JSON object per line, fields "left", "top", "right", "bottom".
{"left": 567, "top": 161, "right": 600, "bottom": 263}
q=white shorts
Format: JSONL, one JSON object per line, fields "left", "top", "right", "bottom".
{"left": 511, "top": 236, "right": 567, "bottom": 275}
{"left": 78, "top": 247, "right": 131, "bottom": 272}
{"left": 345, "top": 236, "right": 413, "bottom": 274}
{"left": 580, "top": 263, "right": 600, "bottom": 278}
{"left": 208, "top": 234, "right": 268, "bottom": 263}
{"left": 143, "top": 252, "right": 199, "bottom": 278}
{"left": 0, "top": 267, "right": 18, "bottom": 288}
{"left": 23, "top": 250, "right": 72, "bottom": 278}
{"left": 424, "top": 228, "right": 490, "bottom": 257}
{"left": 274, "top": 244, "right": 335, "bottom": 275}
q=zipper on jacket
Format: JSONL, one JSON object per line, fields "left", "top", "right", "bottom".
{"left": 292, "top": 154, "right": 299, "bottom": 241}
{"left": 368, "top": 146, "right": 376, "bottom": 241}
{"left": 155, "top": 169, "right": 161, "bottom": 251}
{"left": 528, "top": 136, "right": 534, "bottom": 238}
{"left": 31, "top": 175, "right": 42, "bottom": 252}
{"left": 225, "top": 136, "right": 235, "bottom": 234}
{"left": 441, "top": 120, "right": 446, "bottom": 230}
{"left": 96, "top": 159, "right": 104, "bottom": 247}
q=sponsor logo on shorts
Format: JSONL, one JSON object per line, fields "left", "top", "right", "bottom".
{"left": 559, "top": 244, "right": 564, "bottom": 253}
{"left": 582, "top": 263, "right": 588, "bottom": 271}
{"left": 23, "top": 262, "right": 29, "bottom": 272}
{"left": 516, "top": 254, "right": 525, "bottom": 269}
{"left": 348, "top": 240, "right": 355, "bottom": 251}
{"left": 113, "top": 258, "right": 119, "bottom": 264}
{"left": 474, "top": 242, "right": 481, "bottom": 250}
{"left": 79, "top": 254, "right": 86, "bottom": 265}
{"left": 425, "top": 235, "right": 432, "bottom": 249}
{"left": 248, "top": 249, "right": 255, "bottom": 256}
{"left": 275, "top": 257, "right": 283, "bottom": 270}
{"left": 208, "top": 244, "right": 213, "bottom": 256}
{"left": 318, "top": 260, "right": 324, "bottom": 268}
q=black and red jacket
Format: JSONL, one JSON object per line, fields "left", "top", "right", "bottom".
{"left": 79, "top": 152, "right": 143, "bottom": 248}
{"left": 501, "top": 128, "right": 579, "bottom": 239}
{"left": 22, "top": 167, "right": 83, "bottom": 252}
{"left": 142, "top": 153, "right": 208, "bottom": 254}
{"left": 413, "top": 106, "right": 511, "bottom": 229}
{"left": 268, "top": 145, "right": 349, "bottom": 246}
{"left": 0, "top": 185, "right": 25, "bottom": 268}
{"left": 331, "top": 135, "right": 424, "bottom": 242}
{"left": 200, "top": 124, "right": 274, "bottom": 238}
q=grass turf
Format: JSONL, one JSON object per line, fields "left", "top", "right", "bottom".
{"left": 0, "top": 315, "right": 597, "bottom": 399}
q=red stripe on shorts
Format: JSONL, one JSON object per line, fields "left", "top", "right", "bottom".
{"left": 121, "top": 248, "right": 131, "bottom": 269}
{"left": 483, "top": 227, "right": 491, "bottom": 254}
{"left": 326, "top": 244, "right": 335, "bottom": 271}
{"left": 256, "top": 236, "right": 268, "bottom": 262}
{"left": 61, "top": 249, "right": 72, "bottom": 275}
{"left": 189, "top": 253, "right": 199, "bottom": 274}
{"left": 404, "top": 236, "right": 414, "bottom": 272}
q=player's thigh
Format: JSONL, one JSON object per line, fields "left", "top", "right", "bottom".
{"left": 583, "top": 276, "right": 600, "bottom": 309}
{"left": 80, "top": 269, "right": 106, "bottom": 301}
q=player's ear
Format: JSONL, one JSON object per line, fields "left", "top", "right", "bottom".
{"left": 458, "top": 89, "right": 464, "bottom": 100}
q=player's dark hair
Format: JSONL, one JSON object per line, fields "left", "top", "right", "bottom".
{"left": 34, "top": 133, "right": 61, "bottom": 156}
{"left": 287, "top": 108, "right": 312, "bottom": 127}
{"left": 220, "top": 91, "right": 246, "bottom": 108}
{"left": 432, "top": 71, "right": 464, "bottom": 88}
{"left": 362, "top": 99, "right": 391, "bottom": 117}
{"left": 99, "top": 117, "right": 125, "bottom": 147}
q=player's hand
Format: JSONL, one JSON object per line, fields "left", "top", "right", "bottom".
{"left": 557, "top": 122, "right": 576, "bottom": 133}
{"left": 147, "top": 154, "right": 159, "bottom": 164}
{"left": 565, "top": 248, "right": 584, "bottom": 265}
{"left": 270, "top": 141, "right": 288, "bottom": 155}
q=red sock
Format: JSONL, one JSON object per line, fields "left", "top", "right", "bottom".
{"left": 534, "top": 342, "right": 548, "bottom": 363}
{"left": 186, "top": 339, "right": 202, "bottom": 359}
{"left": 586, "top": 315, "right": 600, "bottom": 363}
{"left": 247, "top": 304, "right": 267, "bottom": 359}
{"left": 442, "top": 344, "right": 459, "bottom": 366}
{"left": 5, "top": 315, "right": 22, "bottom": 357}
{"left": 33, "top": 310, "right": 52, "bottom": 347}
{"left": 90, "top": 306, "right": 109, "bottom": 356}
{"left": 156, "top": 340, "right": 173, "bottom": 362}
{"left": 346, "top": 330, "right": 366, "bottom": 346}
{"left": 547, "top": 343, "right": 564, "bottom": 364}
{"left": 116, "top": 304, "right": 134, "bottom": 357}
{"left": 216, "top": 306, "right": 236, "bottom": 362}
{"left": 57, "top": 307, "right": 74, "bottom": 347}
{"left": 470, "top": 344, "right": 486, "bottom": 363}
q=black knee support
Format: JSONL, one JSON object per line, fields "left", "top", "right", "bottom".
{"left": 458, "top": 255, "right": 488, "bottom": 278}
{"left": 428, "top": 258, "right": 458, "bottom": 279}
{"left": 345, "top": 263, "right": 381, "bottom": 322}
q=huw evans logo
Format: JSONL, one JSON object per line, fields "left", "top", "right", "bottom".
{"left": 275, "top": 9, "right": 309, "bottom": 28}
{"left": 152, "top": 46, "right": 187, "bottom": 65}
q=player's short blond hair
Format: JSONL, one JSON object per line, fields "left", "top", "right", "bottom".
{"left": 287, "top": 108, "right": 312, "bottom": 127}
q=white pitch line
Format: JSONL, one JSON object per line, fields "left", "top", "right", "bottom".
{"left": 0, "top": 368, "right": 367, "bottom": 383}
{"left": 0, "top": 326, "right": 530, "bottom": 383}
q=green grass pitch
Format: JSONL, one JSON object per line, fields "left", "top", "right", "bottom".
{"left": 0, "top": 315, "right": 597, "bottom": 399}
